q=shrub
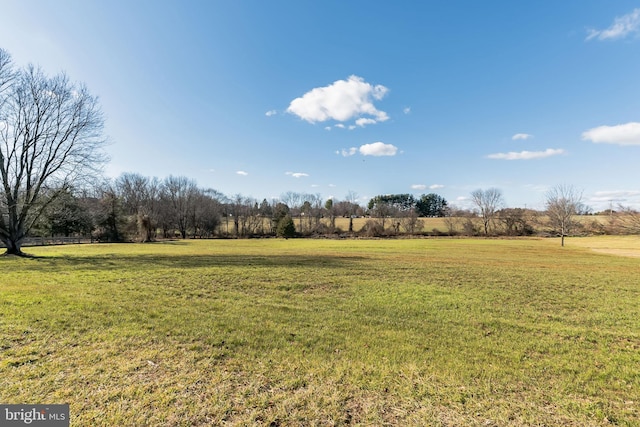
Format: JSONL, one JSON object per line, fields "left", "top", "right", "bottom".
{"left": 276, "top": 215, "right": 296, "bottom": 238}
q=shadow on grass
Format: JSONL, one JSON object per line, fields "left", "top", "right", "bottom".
{"left": 28, "top": 253, "right": 367, "bottom": 271}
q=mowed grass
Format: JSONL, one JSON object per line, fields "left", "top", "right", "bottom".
{"left": 0, "top": 238, "right": 638, "bottom": 426}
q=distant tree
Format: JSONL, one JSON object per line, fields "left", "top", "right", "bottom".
{"left": 0, "top": 48, "right": 106, "bottom": 255}
{"left": 304, "top": 193, "right": 323, "bottom": 232}
{"left": 234, "top": 196, "right": 262, "bottom": 236}
{"left": 116, "top": 173, "right": 160, "bottom": 242}
{"left": 609, "top": 204, "right": 640, "bottom": 234}
{"left": 367, "top": 198, "right": 396, "bottom": 230}
{"left": 498, "top": 208, "right": 534, "bottom": 236}
{"left": 271, "top": 202, "right": 290, "bottom": 233}
{"left": 190, "top": 188, "right": 222, "bottom": 238}
{"left": 281, "top": 191, "right": 303, "bottom": 229}
{"left": 399, "top": 208, "right": 424, "bottom": 234}
{"left": 470, "top": 188, "right": 504, "bottom": 235}
{"left": 416, "top": 193, "right": 448, "bottom": 217}
{"left": 368, "top": 194, "right": 415, "bottom": 212}
{"left": 443, "top": 206, "right": 462, "bottom": 235}
{"left": 257, "top": 199, "right": 273, "bottom": 234}
{"left": 94, "top": 183, "right": 125, "bottom": 242}
{"left": 325, "top": 198, "right": 336, "bottom": 230}
{"left": 545, "top": 184, "right": 584, "bottom": 246}
{"left": 345, "top": 191, "right": 360, "bottom": 233}
{"left": 276, "top": 214, "right": 296, "bottom": 238}
{"left": 39, "top": 188, "right": 93, "bottom": 237}
{"left": 161, "top": 176, "right": 198, "bottom": 238}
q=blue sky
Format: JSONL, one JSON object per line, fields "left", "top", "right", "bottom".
{"left": 2, "top": 1, "right": 640, "bottom": 210}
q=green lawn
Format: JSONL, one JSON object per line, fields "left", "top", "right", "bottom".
{"left": 1, "top": 238, "right": 638, "bottom": 426}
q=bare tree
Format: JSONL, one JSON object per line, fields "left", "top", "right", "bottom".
{"left": 545, "top": 184, "right": 584, "bottom": 246}
{"left": 116, "top": 173, "right": 160, "bottom": 242}
{"left": 470, "top": 188, "right": 504, "bottom": 235}
{"left": 0, "top": 49, "right": 106, "bottom": 255}
{"left": 399, "top": 208, "right": 424, "bottom": 234}
{"left": 345, "top": 190, "right": 359, "bottom": 233}
{"left": 189, "top": 188, "right": 222, "bottom": 238}
{"left": 609, "top": 204, "right": 640, "bottom": 234}
{"left": 161, "top": 176, "right": 198, "bottom": 239}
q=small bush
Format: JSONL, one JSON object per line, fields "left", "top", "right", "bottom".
{"left": 360, "top": 220, "right": 386, "bottom": 237}
{"left": 276, "top": 215, "right": 296, "bottom": 238}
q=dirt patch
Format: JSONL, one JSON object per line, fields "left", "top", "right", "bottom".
{"left": 590, "top": 248, "right": 640, "bottom": 258}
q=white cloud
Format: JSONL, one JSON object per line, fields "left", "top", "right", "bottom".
{"left": 456, "top": 196, "right": 468, "bottom": 201}
{"left": 487, "top": 148, "right": 566, "bottom": 160}
{"left": 337, "top": 147, "right": 358, "bottom": 157}
{"left": 285, "top": 172, "right": 309, "bottom": 178}
{"left": 512, "top": 133, "right": 533, "bottom": 140}
{"left": 339, "top": 143, "right": 400, "bottom": 157}
{"left": 403, "top": 107, "right": 411, "bottom": 114}
{"left": 582, "top": 122, "right": 640, "bottom": 145}
{"left": 586, "top": 8, "right": 640, "bottom": 41}
{"left": 348, "top": 125, "right": 356, "bottom": 130}
{"left": 265, "top": 110, "right": 277, "bottom": 117}
{"left": 335, "top": 124, "right": 345, "bottom": 129}
{"left": 355, "top": 118, "right": 377, "bottom": 127}
{"left": 286, "top": 75, "right": 389, "bottom": 127}
{"left": 430, "top": 184, "right": 445, "bottom": 189}
{"left": 359, "top": 142, "right": 398, "bottom": 156}
{"left": 324, "top": 126, "right": 332, "bottom": 131}
{"left": 411, "top": 184, "right": 427, "bottom": 190}
{"left": 236, "top": 171, "right": 248, "bottom": 176}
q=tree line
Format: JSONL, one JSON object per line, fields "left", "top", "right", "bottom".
{"left": 24, "top": 176, "right": 640, "bottom": 246}
{"left": 27, "top": 173, "right": 454, "bottom": 243}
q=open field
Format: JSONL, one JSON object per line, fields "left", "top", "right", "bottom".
{"left": 1, "top": 237, "right": 639, "bottom": 426}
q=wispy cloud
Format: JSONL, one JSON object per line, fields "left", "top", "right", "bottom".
{"left": 590, "top": 190, "right": 640, "bottom": 203}
{"left": 512, "top": 133, "right": 533, "bottom": 141}
{"left": 287, "top": 75, "right": 389, "bottom": 127}
{"left": 582, "top": 122, "right": 640, "bottom": 145}
{"left": 337, "top": 147, "right": 358, "bottom": 157}
{"left": 285, "top": 171, "right": 309, "bottom": 178}
{"left": 487, "top": 148, "right": 566, "bottom": 160}
{"left": 586, "top": 8, "right": 640, "bottom": 41}
{"left": 403, "top": 107, "right": 411, "bottom": 114}
{"left": 359, "top": 142, "right": 398, "bottom": 156}
{"left": 412, "top": 184, "right": 444, "bottom": 191}
{"left": 236, "top": 170, "right": 249, "bottom": 176}
{"left": 265, "top": 110, "right": 277, "bottom": 117}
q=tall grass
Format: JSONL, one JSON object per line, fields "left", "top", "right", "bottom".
{"left": 1, "top": 238, "right": 638, "bottom": 425}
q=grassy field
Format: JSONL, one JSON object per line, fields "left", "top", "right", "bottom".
{"left": 1, "top": 237, "right": 638, "bottom": 426}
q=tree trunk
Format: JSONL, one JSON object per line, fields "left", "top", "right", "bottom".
{"left": 1, "top": 235, "right": 26, "bottom": 256}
